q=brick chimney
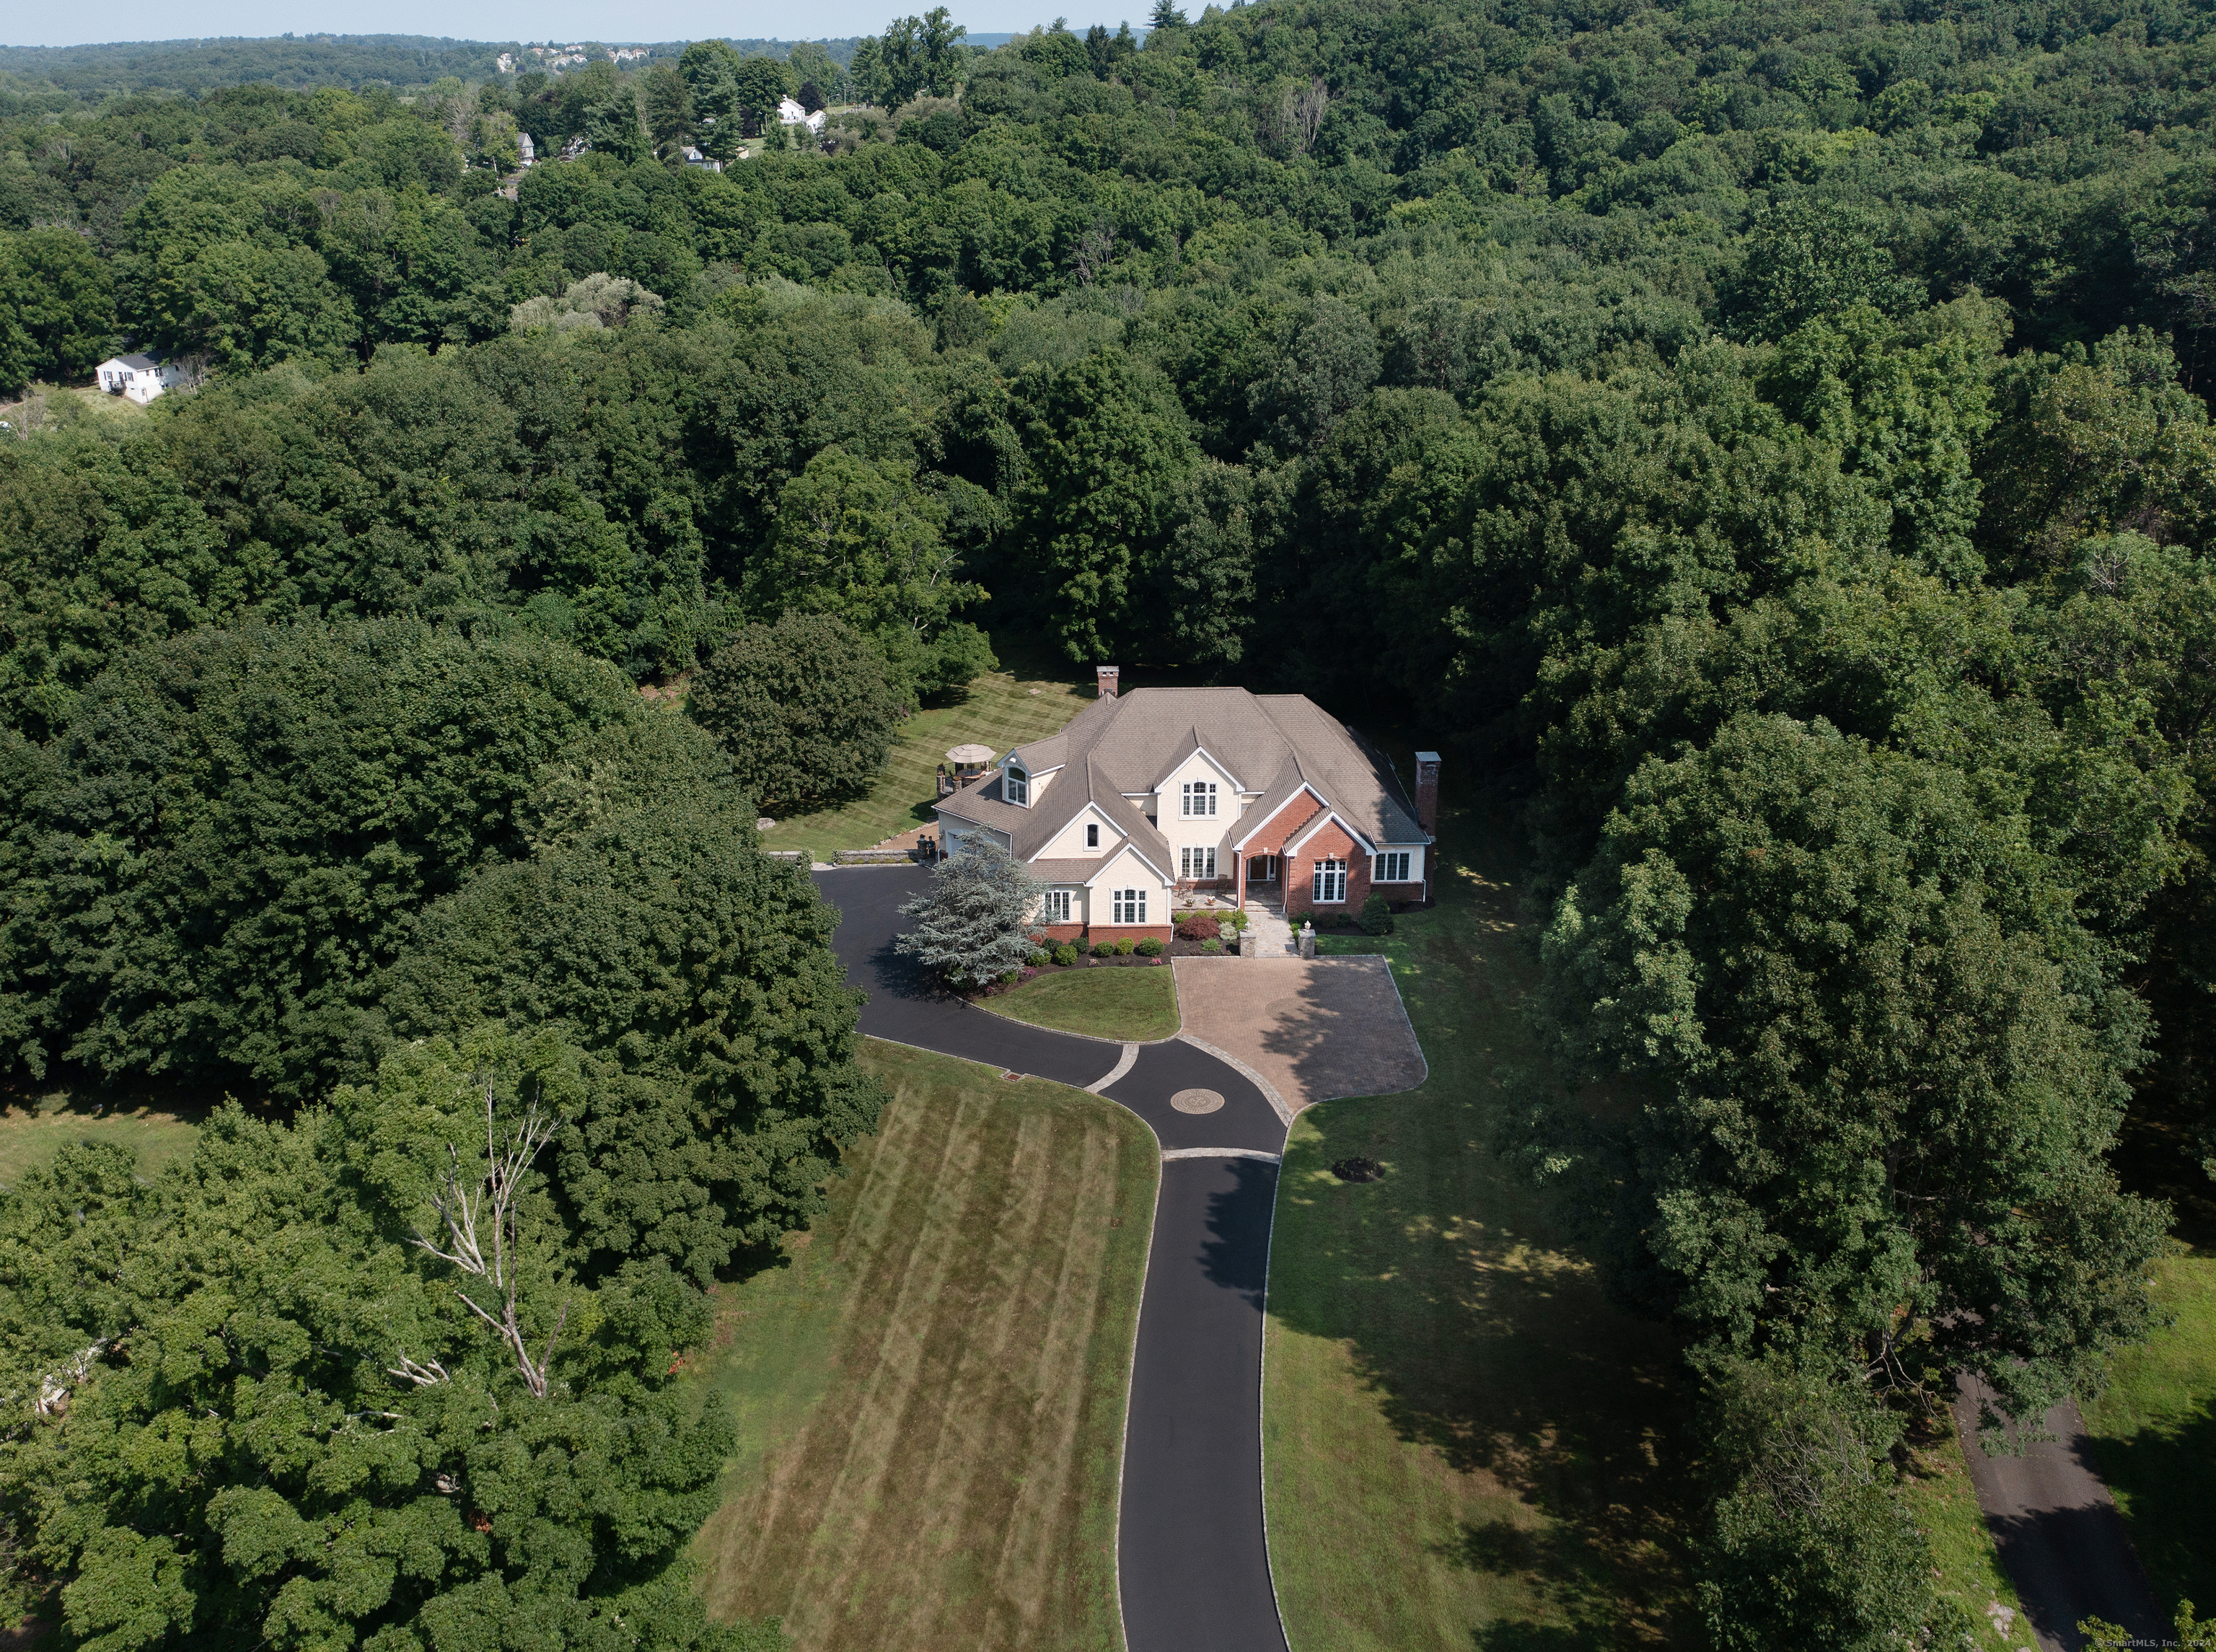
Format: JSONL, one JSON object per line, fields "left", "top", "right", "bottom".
{"left": 1096, "top": 664, "right": 1120, "bottom": 699}
{"left": 1415, "top": 751, "right": 1441, "bottom": 835}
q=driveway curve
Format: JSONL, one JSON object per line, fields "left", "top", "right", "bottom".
{"left": 812, "top": 866, "right": 1293, "bottom": 1652}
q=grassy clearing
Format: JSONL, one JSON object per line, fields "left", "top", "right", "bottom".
{"left": 764, "top": 658, "right": 1093, "bottom": 860}
{"left": 2083, "top": 1251, "right": 2216, "bottom": 1618}
{"left": 0, "top": 1084, "right": 206, "bottom": 1187}
{"left": 690, "top": 1038, "right": 1157, "bottom": 1652}
{"left": 1262, "top": 789, "right": 1696, "bottom": 1650}
{"left": 980, "top": 965, "right": 1179, "bottom": 1042}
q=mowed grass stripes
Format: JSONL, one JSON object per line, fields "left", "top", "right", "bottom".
{"left": 766, "top": 667, "right": 1094, "bottom": 858}
{"left": 692, "top": 1040, "right": 1157, "bottom": 1652}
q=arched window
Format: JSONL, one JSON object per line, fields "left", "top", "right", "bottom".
{"left": 1005, "top": 763, "right": 1029, "bottom": 807}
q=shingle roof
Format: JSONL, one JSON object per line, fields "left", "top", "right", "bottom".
{"left": 938, "top": 687, "right": 1428, "bottom": 875}
{"left": 113, "top": 353, "right": 164, "bottom": 371}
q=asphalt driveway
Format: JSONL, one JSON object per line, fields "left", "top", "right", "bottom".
{"left": 812, "top": 866, "right": 1293, "bottom": 1652}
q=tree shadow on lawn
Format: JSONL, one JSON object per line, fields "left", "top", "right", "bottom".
{"left": 1274, "top": 1089, "right": 1695, "bottom": 1645}
{"left": 2085, "top": 1393, "right": 2216, "bottom": 1620}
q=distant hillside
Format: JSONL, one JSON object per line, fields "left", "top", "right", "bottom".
{"left": 0, "top": 33, "right": 871, "bottom": 99}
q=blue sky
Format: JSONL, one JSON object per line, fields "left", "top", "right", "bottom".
{"left": 3, "top": 4, "right": 1089, "bottom": 48}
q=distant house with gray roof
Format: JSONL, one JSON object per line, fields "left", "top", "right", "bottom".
{"left": 933, "top": 668, "right": 1439, "bottom": 941}
{"left": 95, "top": 351, "right": 189, "bottom": 405}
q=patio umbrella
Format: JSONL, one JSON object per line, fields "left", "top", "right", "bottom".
{"left": 946, "top": 744, "right": 995, "bottom": 765}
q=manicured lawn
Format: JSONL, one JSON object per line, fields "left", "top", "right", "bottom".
{"left": 690, "top": 1038, "right": 1158, "bottom": 1652}
{"left": 980, "top": 964, "right": 1180, "bottom": 1042}
{"left": 763, "top": 660, "right": 1094, "bottom": 860}
{"left": 2084, "top": 1251, "right": 2216, "bottom": 1620}
{"left": 0, "top": 1084, "right": 206, "bottom": 1187}
{"left": 1262, "top": 789, "right": 1698, "bottom": 1648}
{"left": 1312, "top": 934, "right": 1388, "bottom": 955}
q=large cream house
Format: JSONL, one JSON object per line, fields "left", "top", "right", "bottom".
{"left": 934, "top": 669, "right": 1438, "bottom": 941}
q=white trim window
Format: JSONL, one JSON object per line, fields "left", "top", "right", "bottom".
{"left": 1111, "top": 888, "right": 1148, "bottom": 925}
{"left": 1180, "top": 846, "right": 1217, "bottom": 879}
{"left": 1374, "top": 851, "right": 1412, "bottom": 882}
{"left": 1181, "top": 781, "right": 1218, "bottom": 817}
{"left": 1312, "top": 858, "right": 1347, "bottom": 903}
{"left": 1085, "top": 822, "right": 1100, "bottom": 848}
{"left": 1004, "top": 763, "right": 1029, "bottom": 807}
{"left": 1043, "top": 889, "right": 1073, "bottom": 923}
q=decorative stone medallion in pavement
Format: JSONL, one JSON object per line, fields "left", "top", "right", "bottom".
{"left": 1171, "top": 1088, "right": 1226, "bottom": 1114}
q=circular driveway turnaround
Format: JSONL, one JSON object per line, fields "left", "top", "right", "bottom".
{"left": 812, "top": 866, "right": 1293, "bottom": 1652}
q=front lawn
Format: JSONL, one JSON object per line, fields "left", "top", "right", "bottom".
{"left": 1262, "top": 788, "right": 1698, "bottom": 1647}
{"left": 980, "top": 963, "right": 1180, "bottom": 1042}
{"left": 2084, "top": 1251, "right": 2216, "bottom": 1619}
{"left": 763, "top": 662, "right": 1093, "bottom": 860}
{"left": 690, "top": 1040, "right": 1157, "bottom": 1652}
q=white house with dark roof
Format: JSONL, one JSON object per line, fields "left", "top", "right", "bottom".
{"left": 933, "top": 667, "right": 1439, "bottom": 941}
{"left": 94, "top": 351, "right": 188, "bottom": 405}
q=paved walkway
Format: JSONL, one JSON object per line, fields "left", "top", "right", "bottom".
{"left": 812, "top": 866, "right": 1294, "bottom": 1652}
{"left": 1952, "top": 1376, "right": 2160, "bottom": 1651}
{"left": 1173, "top": 957, "right": 1428, "bottom": 1114}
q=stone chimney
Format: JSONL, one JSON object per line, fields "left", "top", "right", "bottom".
{"left": 1415, "top": 751, "right": 1441, "bottom": 835}
{"left": 1096, "top": 665, "right": 1120, "bottom": 699}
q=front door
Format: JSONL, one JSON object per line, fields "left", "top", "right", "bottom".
{"left": 1252, "top": 855, "right": 1277, "bottom": 884}
{"left": 1313, "top": 858, "right": 1347, "bottom": 904}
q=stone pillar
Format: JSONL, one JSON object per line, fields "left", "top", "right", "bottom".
{"left": 1298, "top": 923, "right": 1315, "bottom": 960}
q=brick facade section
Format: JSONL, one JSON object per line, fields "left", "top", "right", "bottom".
{"left": 1237, "top": 792, "right": 1325, "bottom": 857}
{"left": 1282, "top": 818, "right": 1372, "bottom": 919}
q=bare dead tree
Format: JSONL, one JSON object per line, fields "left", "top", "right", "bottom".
{"left": 1263, "top": 76, "right": 1330, "bottom": 155}
{"left": 1070, "top": 219, "right": 1117, "bottom": 286}
{"left": 409, "top": 1079, "right": 569, "bottom": 1399}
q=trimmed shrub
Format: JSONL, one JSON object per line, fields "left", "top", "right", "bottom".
{"left": 1134, "top": 936, "right": 1165, "bottom": 958}
{"left": 1176, "top": 911, "right": 1221, "bottom": 941}
{"left": 1114, "top": 937, "right": 1135, "bottom": 957}
{"left": 1052, "top": 943, "right": 1078, "bottom": 967}
{"left": 1200, "top": 937, "right": 1222, "bottom": 953}
{"left": 1359, "top": 895, "right": 1395, "bottom": 935}
{"left": 1027, "top": 949, "right": 1052, "bottom": 967}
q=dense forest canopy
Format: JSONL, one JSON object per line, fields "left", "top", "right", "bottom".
{"left": 4, "top": 0, "right": 2216, "bottom": 1643}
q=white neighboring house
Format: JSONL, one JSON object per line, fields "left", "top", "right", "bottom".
{"left": 934, "top": 670, "right": 1441, "bottom": 941}
{"left": 778, "top": 97, "right": 829, "bottom": 133}
{"left": 517, "top": 131, "right": 536, "bottom": 166}
{"left": 95, "top": 352, "right": 190, "bottom": 405}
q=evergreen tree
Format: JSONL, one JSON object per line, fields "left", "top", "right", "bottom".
{"left": 894, "top": 838, "right": 1045, "bottom": 988}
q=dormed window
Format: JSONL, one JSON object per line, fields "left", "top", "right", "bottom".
{"left": 1005, "top": 763, "right": 1029, "bottom": 807}
{"left": 1181, "top": 781, "right": 1218, "bottom": 817}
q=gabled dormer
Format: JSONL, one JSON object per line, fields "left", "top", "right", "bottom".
{"left": 1003, "top": 754, "right": 1032, "bottom": 807}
